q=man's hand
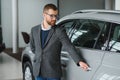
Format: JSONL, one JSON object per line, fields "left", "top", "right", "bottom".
{"left": 79, "top": 61, "right": 89, "bottom": 71}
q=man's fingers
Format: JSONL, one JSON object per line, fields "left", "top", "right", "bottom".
{"left": 79, "top": 61, "right": 89, "bottom": 71}
{"left": 81, "top": 66, "right": 88, "bottom": 71}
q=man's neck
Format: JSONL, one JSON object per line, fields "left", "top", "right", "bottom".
{"left": 41, "top": 21, "right": 51, "bottom": 30}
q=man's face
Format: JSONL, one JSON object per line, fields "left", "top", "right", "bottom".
{"left": 43, "top": 9, "right": 58, "bottom": 26}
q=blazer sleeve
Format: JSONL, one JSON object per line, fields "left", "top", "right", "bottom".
{"left": 30, "top": 27, "right": 35, "bottom": 53}
{"left": 56, "top": 27, "right": 84, "bottom": 65}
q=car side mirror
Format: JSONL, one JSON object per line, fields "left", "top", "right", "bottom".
{"left": 21, "top": 32, "right": 30, "bottom": 44}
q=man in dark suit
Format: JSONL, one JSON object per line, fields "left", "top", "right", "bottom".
{"left": 30, "top": 3, "right": 89, "bottom": 80}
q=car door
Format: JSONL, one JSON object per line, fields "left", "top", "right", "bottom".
{"left": 92, "top": 23, "right": 120, "bottom": 80}
{"left": 58, "top": 19, "right": 108, "bottom": 80}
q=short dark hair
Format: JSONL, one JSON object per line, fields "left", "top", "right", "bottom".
{"left": 43, "top": 4, "right": 58, "bottom": 13}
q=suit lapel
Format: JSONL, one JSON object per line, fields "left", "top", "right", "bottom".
{"left": 44, "top": 28, "right": 54, "bottom": 48}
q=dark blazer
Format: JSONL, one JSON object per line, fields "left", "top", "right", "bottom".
{"left": 30, "top": 24, "right": 84, "bottom": 78}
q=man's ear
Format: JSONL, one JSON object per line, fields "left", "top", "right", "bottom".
{"left": 43, "top": 13, "right": 46, "bottom": 17}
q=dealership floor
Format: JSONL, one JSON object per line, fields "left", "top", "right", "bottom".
{"left": 0, "top": 51, "right": 23, "bottom": 80}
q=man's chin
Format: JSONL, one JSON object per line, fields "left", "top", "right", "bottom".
{"left": 51, "top": 23, "right": 56, "bottom": 26}
{"left": 48, "top": 22, "right": 56, "bottom": 26}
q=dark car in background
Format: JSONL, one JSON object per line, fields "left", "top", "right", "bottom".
{"left": 0, "top": 27, "right": 5, "bottom": 53}
{"left": 21, "top": 9, "right": 120, "bottom": 80}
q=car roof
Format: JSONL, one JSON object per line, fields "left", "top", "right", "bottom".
{"left": 57, "top": 9, "right": 120, "bottom": 24}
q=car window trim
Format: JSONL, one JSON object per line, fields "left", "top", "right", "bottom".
{"left": 105, "top": 23, "right": 113, "bottom": 51}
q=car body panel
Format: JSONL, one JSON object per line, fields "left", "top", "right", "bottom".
{"left": 93, "top": 51, "right": 120, "bottom": 80}
{"left": 66, "top": 48, "right": 105, "bottom": 80}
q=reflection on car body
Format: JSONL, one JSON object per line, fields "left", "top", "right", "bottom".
{"left": 21, "top": 9, "right": 120, "bottom": 80}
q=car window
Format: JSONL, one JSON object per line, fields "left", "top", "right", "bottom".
{"left": 108, "top": 24, "right": 120, "bottom": 53}
{"left": 58, "top": 20, "right": 77, "bottom": 51}
{"left": 63, "top": 21, "right": 74, "bottom": 33}
{"left": 58, "top": 19, "right": 111, "bottom": 50}
{"left": 70, "top": 19, "right": 107, "bottom": 49}
{"left": 58, "top": 20, "right": 77, "bottom": 37}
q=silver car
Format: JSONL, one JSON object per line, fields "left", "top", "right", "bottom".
{"left": 21, "top": 9, "right": 120, "bottom": 80}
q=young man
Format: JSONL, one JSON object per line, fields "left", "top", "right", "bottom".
{"left": 30, "top": 3, "right": 89, "bottom": 80}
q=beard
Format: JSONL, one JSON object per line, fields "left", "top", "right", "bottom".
{"left": 47, "top": 20, "right": 56, "bottom": 26}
